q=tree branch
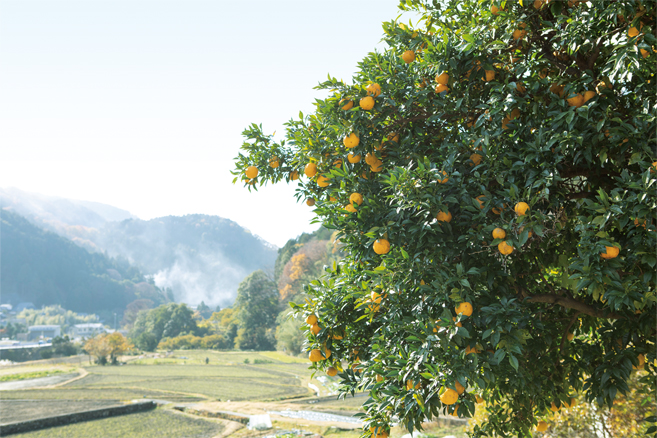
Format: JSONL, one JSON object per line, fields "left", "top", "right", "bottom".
{"left": 523, "top": 293, "right": 622, "bottom": 319}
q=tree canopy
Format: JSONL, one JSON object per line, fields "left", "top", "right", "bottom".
{"left": 233, "top": 0, "right": 655, "bottom": 436}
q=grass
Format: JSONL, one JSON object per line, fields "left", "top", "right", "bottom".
{"left": 0, "top": 369, "right": 68, "bottom": 382}
{"left": 7, "top": 408, "right": 225, "bottom": 438}
{"left": 1, "top": 400, "right": 123, "bottom": 424}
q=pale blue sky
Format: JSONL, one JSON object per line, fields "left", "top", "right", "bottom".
{"left": 0, "top": 0, "right": 413, "bottom": 246}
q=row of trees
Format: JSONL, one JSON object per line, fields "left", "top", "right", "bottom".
{"left": 233, "top": 0, "right": 655, "bottom": 436}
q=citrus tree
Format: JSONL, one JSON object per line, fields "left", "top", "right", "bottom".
{"left": 232, "top": 0, "right": 656, "bottom": 436}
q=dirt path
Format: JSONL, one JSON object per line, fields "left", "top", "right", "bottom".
{"left": 0, "top": 372, "right": 80, "bottom": 390}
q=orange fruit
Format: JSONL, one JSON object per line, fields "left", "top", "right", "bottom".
{"left": 360, "top": 96, "right": 375, "bottom": 110}
{"left": 376, "top": 374, "right": 384, "bottom": 382}
{"left": 633, "top": 353, "right": 645, "bottom": 370}
{"left": 327, "top": 367, "right": 338, "bottom": 377}
{"left": 465, "top": 345, "right": 480, "bottom": 355}
{"left": 492, "top": 228, "right": 506, "bottom": 239}
{"left": 406, "top": 380, "right": 421, "bottom": 390}
{"left": 601, "top": 245, "right": 620, "bottom": 259}
{"left": 452, "top": 317, "right": 462, "bottom": 327}
{"left": 567, "top": 93, "right": 585, "bottom": 108}
{"left": 387, "top": 132, "right": 400, "bottom": 143}
{"left": 317, "top": 175, "right": 330, "bottom": 188}
{"left": 438, "top": 170, "right": 449, "bottom": 183}
{"left": 455, "top": 302, "right": 473, "bottom": 316}
{"left": 491, "top": 5, "right": 501, "bottom": 15}
{"left": 634, "top": 218, "right": 647, "bottom": 228}
{"left": 343, "top": 133, "right": 360, "bottom": 148}
{"left": 476, "top": 195, "right": 485, "bottom": 209}
{"left": 373, "top": 238, "right": 391, "bottom": 255}
{"left": 451, "top": 405, "right": 459, "bottom": 417}
{"left": 516, "top": 82, "right": 526, "bottom": 93}
{"left": 331, "top": 332, "right": 343, "bottom": 340}
{"left": 512, "top": 28, "right": 527, "bottom": 40}
{"left": 269, "top": 156, "right": 280, "bottom": 168}
{"left": 550, "top": 83, "right": 565, "bottom": 97}
{"left": 340, "top": 99, "right": 354, "bottom": 110}
{"left": 305, "top": 162, "right": 318, "bottom": 178}
{"left": 583, "top": 90, "right": 597, "bottom": 102}
{"left": 306, "top": 314, "right": 318, "bottom": 325}
{"left": 365, "top": 152, "right": 378, "bottom": 165}
{"left": 350, "top": 192, "right": 364, "bottom": 206}
{"left": 455, "top": 381, "right": 465, "bottom": 395}
{"left": 484, "top": 70, "right": 495, "bottom": 81}
{"left": 476, "top": 395, "right": 484, "bottom": 403}
{"left": 514, "top": 202, "right": 530, "bottom": 216}
{"left": 640, "top": 48, "right": 649, "bottom": 58}
{"left": 366, "top": 83, "right": 382, "bottom": 97}
{"left": 371, "top": 291, "right": 382, "bottom": 304}
{"left": 245, "top": 166, "right": 258, "bottom": 179}
{"left": 311, "top": 323, "right": 321, "bottom": 335}
{"left": 370, "top": 427, "right": 388, "bottom": 438}
{"left": 306, "top": 198, "right": 316, "bottom": 207}
{"left": 498, "top": 241, "right": 514, "bottom": 255}
{"left": 345, "top": 204, "right": 357, "bottom": 213}
{"left": 550, "top": 402, "right": 561, "bottom": 412}
{"left": 628, "top": 26, "right": 640, "bottom": 38}
{"left": 347, "top": 152, "right": 361, "bottom": 163}
{"left": 435, "top": 83, "right": 449, "bottom": 94}
{"left": 309, "top": 349, "right": 323, "bottom": 362}
{"left": 333, "top": 159, "right": 342, "bottom": 169}
{"left": 470, "top": 153, "right": 482, "bottom": 166}
{"left": 536, "top": 421, "right": 548, "bottom": 432}
{"left": 534, "top": 0, "right": 545, "bottom": 9}
{"left": 290, "top": 170, "right": 299, "bottom": 180}
{"left": 567, "top": 332, "right": 574, "bottom": 341}
{"left": 402, "top": 50, "right": 416, "bottom": 63}
{"left": 436, "top": 211, "right": 452, "bottom": 223}
{"left": 436, "top": 72, "right": 449, "bottom": 85}
{"left": 440, "top": 388, "right": 459, "bottom": 405}
{"left": 370, "top": 160, "right": 383, "bottom": 172}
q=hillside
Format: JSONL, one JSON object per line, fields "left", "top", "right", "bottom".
{"left": 0, "top": 209, "right": 168, "bottom": 320}
{"left": 95, "top": 215, "right": 278, "bottom": 308}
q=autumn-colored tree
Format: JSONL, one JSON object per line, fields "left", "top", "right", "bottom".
{"left": 84, "top": 332, "right": 132, "bottom": 365}
{"left": 234, "top": 0, "right": 656, "bottom": 436}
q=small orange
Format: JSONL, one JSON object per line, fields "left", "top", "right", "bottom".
{"left": 309, "top": 349, "right": 323, "bottom": 362}
{"left": 484, "top": 70, "right": 495, "bottom": 82}
{"left": 492, "top": 228, "right": 506, "bottom": 239}
{"left": 455, "top": 381, "right": 465, "bottom": 395}
{"left": 465, "top": 345, "right": 480, "bottom": 355}
{"left": 438, "top": 170, "right": 449, "bottom": 184}
{"left": 366, "top": 83, "right": 382, "bottom": 97}
{"left": 327, "top": 367, "right": 338, "bottom": 377}
{"left": 550, "top": 402, "right": 561, "bottom": 412}
{"left": 476, "top": 395, "right": 484, "bottom": 403}
{"left": 370, "top": 160, "right": 383, "bottom": 172}
{"left": 347, "top": 152, "right": 361, "bottom": 163}
{"left": 567, "top": 332, "right": 574, "bottom": 341}
{"left": 455, "top": 302, "right": 473, "bottom": 316}
{"left": 245, "top": 166, "right": 258, "bottom": 179}
{"left": 305, "top": 162, "right": 317, "bottom": 178}
{"left": 387, "top": 132, "right": 400, "bottom": 143}
{"left": 583, "top": 90, "right": 597, "bottom": 103}
{"left": 633, "top": 353, "right": 645, "bottom": 370}
{"left": 470, "top": 153, "right": 482, "bottom": 166}
{"left": 567, "top": 93, "right": 585, "bottom": 108}
{"left": 550, "top": 83, "right": 565, "bottom": 97}
{"left": 360, "top": 96, "right": 375, "bottom": 110}
{"left": 514, "top": 202, "right": 530, "bottom": 216}
{"left": 516, "top": 82, "right": 526, "bottom": 93}
{"left": 340, "top": 99, "right": 354, "bottom": 110}
{"left": 269, "top": 156, "right": 280, "bottom": 168}
{"left": 491, "top": 5, "right": 501, "bottom": 15}
{"left": 349, "top": 192, "right": 364, "bottom": 206}
{"left": 402, "top": 50, "right": 415, "bottom": 63}
{"left": 601, "top": 245, "right": 620, "bottom": 259}
{"left": 440, "top": 388, "right": 459, "bottom": 405}
{"left": 317, "top": 175, "right": 330, "bottom": 188}
{"left": 343, "top": 133, "right": 360, "bottom": 148}
{"left": 452, "top": 317, "right": 462, "bottom": 327}
{"left": 435, "top": 83, "right": 449, "bottom": 94}
{"left": 306, "top": 198, "right": 315, "bottom": 207}
{"left": 310, "top": 323, "right": 321, "bottom": 335}
{"left": 536, "top": 421, "right": 548, "bottom": 432}
{"left": 345, "top": 204, "right": 357, "bottom": 213}
{"left": 306, "top": 314, "right": 318, "bottom": 325}
{"left": 406, "top": 380, "right": 421, "bottom": 390}
{"left": 628, "top": 26, "right": 640, "bottom": 38}
{"left": 376, "top": 374, "right": 384, "bottom": 382}
{"left": 373, "top": 238, "right": 391, "bottom": 255}
{"left": 436, "top": 211, "right": 452, "bottom": 223}
{"left": 290, "top": 170, "right": 299, "bottom": 181}
{"left": 436, "top": 72, "right": 449, "bottom": 85}
{"left": 498, "top": 241, "right": 514, "bottom": 255}
{"left": 476, "top": 195, "right": 485, "bottom": 209}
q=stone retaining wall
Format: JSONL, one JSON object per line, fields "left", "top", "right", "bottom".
{"left": 0, "top": 401, "right": 155, "bottom": 436}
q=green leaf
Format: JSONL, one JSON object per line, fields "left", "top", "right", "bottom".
{"left": 508, "top": 354, "right": 519, "bottom": 371}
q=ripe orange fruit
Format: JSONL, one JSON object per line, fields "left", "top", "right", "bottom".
{"left": 370, "top": 427, "right": 388, "bottom": 438}
{"left": 290, "top": 170, "right": 299, "bottom": 180}
{"left": 640, "top": 48, "right": 649, "bottom": 58}
{"left": 360, "top": 96, "right": 375, "bottom": 110}
{"left": 476, "top": 195, "right": 485, "bottom": 209}
{"left": 476, "top": 395, "right": 484, "bottom": 403}
{"left": 333, "top": 159, "right": 342, "bottom": 169}
{"left": 349, "top": 192, "right": 364, "bottom": 206}
{"left": 435, "top": 83, "right": 449, "bottom": 94}
{"left": 440, "top": 388, "right": 459, "bottom": 405}
{"left": 366, "top": 83, "right": 381, "bottom": 97}
{"left": 583, "top": 90, "right": 597, "bottom": 103}
{"left": 343, "top": 133, "right": 360, "bottom": 148}
{"left": 514, "top": 202, "right": 530, "bottom": 216}
{"left": 601, "top": 245, "right": 620, "bottom": 259}
{"left": 452, "top": 317, "right": 462, "bottom": 327}
{"left": 628, "top": 26, "right": 640, "bottom": 38}
{"left": 438, "top": 170, "right": 449, "bottom": 184}
{"left": 455, "top": 381, "right": 465, "bottom": 395}
{"left": 436, "top": 72, "right": 449, "bottom": 85}
{"left": 376, "top": 374, "right": 384, "bottom": 382}
{"left": 498, "top": 241, "right": 514, "bottom": 255}
{"left": 373, "top": 238, "right": 391, "bottom": 255}
{"left": 306, "top": 314, "right": 318, "bottom": 325}
{"left": 406, "top": 380, "right": 421, "bottom": 390}
{"left": 245, "top": 166, "right": 258, "bottom": 179}
{"left": 305, "top": 163, "right": 317, "bottom": 178}
{"left": 370, "top": 160, "right": 383, "bottom": 172}
{"left": 550, "top": 402, "right": 561, "bottom": 412}
{"left": 365, "top": 152, "right": 378, "bottom": 165}
{"left": 569, "top": 397, "right": 577, "bottom": 407}
{"left": 387, "top": 132, "right": 400, "bottom": 143}
{"left": 534, "top": 0, "right": 545, "bottom": 8}
{"left": 309, "top": 349, "right": 323, "bottom": 362}
{"left": 317, "top": 175, "right": 330, "bottom": 188}
{"left": 345, "top": 204, "right": 357, "bottom": 213}
{"left": 567, "top": 93, "right": 585, "bottom": 108}
{"left": 465, "top": 345, "right": 480, "bottom": 355}
{"left": 306, "top": 198, "right": 315, "bottom": 207}
{"left": 513, "top": 23, "right": 527, "bottom": 40}
{"left": 347, "top": 152, "right": 361, "bottom": 163}
{"left": 516, "top": 82, "right": 526, "bottom": 93}
{"left": 491, "top": 5, "right": 500, "bottom": 15}
{"left": 470, "top": 153, "right": 482, "bottom": 166}
{"left": 492, "top": 228, "right": 506, "bottom": 239}
{"left": 311, "top": 323, "right": 321, "bottom": 335}
{"left": 340, "top": 99, "right": 354, "bottom": 110}
{"left": 455, "top": 302, "right": 473, "bottom": 316}
{"left": 550, "top": 83, "right": 565, "bottom": 97}
{"left": 436, "top": 211, "right": 452, "bottom": 223}
{"left": 634, "top": 218, "right": 647, "bottom": 228}
{"left": 484, "top": 70, "right": 495, "bottom": 81}
{"left": 536, "top": 421, "right": 548, "bottom": 432}
{"left": 451, "top": 405, "right": 459, "bottom": 417}
{"left": 402, "top": 50, "right": 416, "bottom": 63}
{"left": 634, "top": 353, "right": 645, "bottom": 370}
{"left": 327, "top": 367, "right": 338, "bottom": 377}
{"left": 567, "top": 332, "right": 574, "bottom": 341}
{"left": 269, "top": 156, "right": 280, "bottom": 168}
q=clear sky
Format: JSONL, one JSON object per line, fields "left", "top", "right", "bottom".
{"left": 0, "top": 0, "right": 414, "bottom": 247}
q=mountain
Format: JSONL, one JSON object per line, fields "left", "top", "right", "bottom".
{"left": 0, "top": 209, "right": 168, "bottom": 321}
{"left": 95, "top": 215, "right": 278, "bottom": 308}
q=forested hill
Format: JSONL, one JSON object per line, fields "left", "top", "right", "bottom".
{"left": 0, "top": 209, "right": 168, "bottom": 319}
{"left": 95, "top": 215, "right": 278, "bottom": 308}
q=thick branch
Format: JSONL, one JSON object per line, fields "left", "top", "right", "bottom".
{"left": 565, "top": 191, "right": 594, "bottom": 200}
{"left": 523, "top": 294, "right": 622, "bottom": 319}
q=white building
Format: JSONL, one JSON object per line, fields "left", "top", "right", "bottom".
{"left": 68, "top": 323, "right": 107, "bottom": 339}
